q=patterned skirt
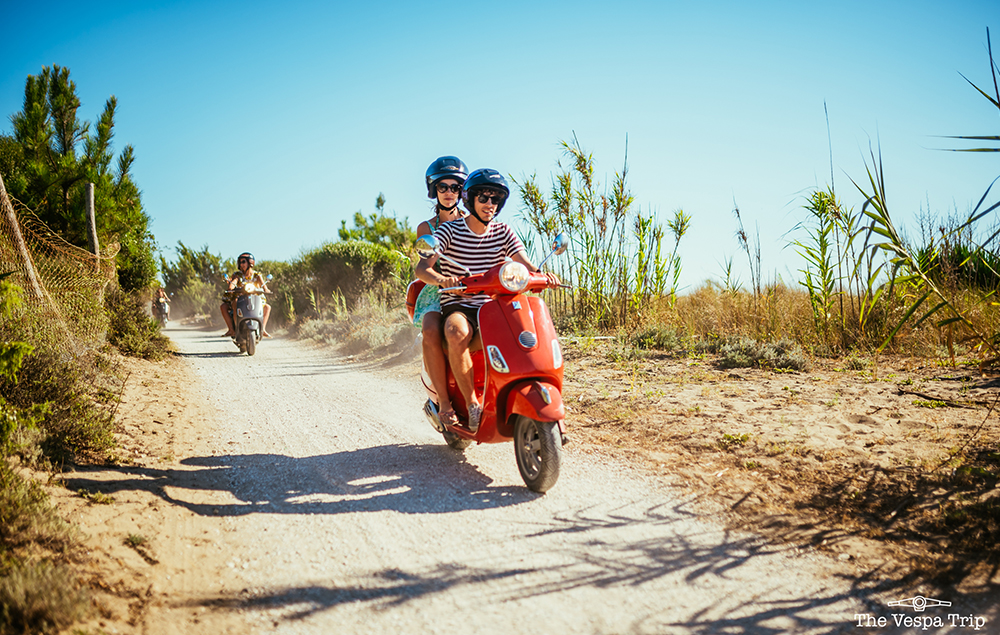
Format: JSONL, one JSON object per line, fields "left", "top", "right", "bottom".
{"left": 412, "top": 283, "right": 441, "bottom": 326}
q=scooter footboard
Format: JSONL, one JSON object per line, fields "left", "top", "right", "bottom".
{"left": 502, "top": 381, "right": 565, "bottom": 436}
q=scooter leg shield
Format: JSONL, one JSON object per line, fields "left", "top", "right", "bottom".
{"left": 505, "top": 381, "right": 565, "bottom": 423}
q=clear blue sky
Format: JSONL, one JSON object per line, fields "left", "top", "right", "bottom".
{"left": 2, "top": 0, "right": 997, "bottom": 290}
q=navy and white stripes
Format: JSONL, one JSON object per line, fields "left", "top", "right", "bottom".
{"left": 433, "top": 219, "right": 526, "bottom": 309}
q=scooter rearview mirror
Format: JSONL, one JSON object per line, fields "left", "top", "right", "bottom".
{"left": 536, "top": 231, "right": 570, "bottom": 271}
{"left": 415, "top": 235, "right": 439, "bottom": 259}
{"left": 551, "top": 232, "right": 570, "bottom": 256}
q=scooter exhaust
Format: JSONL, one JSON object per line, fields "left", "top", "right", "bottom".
{"left": 423, "top": 399, "right": 445, "bottom": 433}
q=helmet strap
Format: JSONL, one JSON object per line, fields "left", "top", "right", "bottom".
{"left": 436, "top": 201, "right": 459, "bottom": 213}
{"left": 469, "top": 209, "right": 491, "bottom": 226}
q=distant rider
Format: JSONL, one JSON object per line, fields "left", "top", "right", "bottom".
{"left": 153, "top": 287, "right": 170, "bottom": 322}
{"left": 221, "top": 252, "right": 272, "bottom": 338}
{"left": 414, "top": 169, "right": 560, "bottom": 431}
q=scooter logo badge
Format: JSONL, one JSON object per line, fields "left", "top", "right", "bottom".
{"left": 887, "top": 596, "right": 951, "bottom": 612}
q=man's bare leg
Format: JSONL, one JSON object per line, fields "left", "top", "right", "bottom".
{"left": 262, "top": 304, "right": 272, "bottom": 337}
{"left": 443, "top": 312, "right": 478, "bottom": 412}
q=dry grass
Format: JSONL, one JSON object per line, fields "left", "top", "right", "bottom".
{"left": 297, "top": 286, "right": 414, "bottom": 359}
{"left": 0, "top": 461, "right": 88, "bottom": 634}
{"left": 561, "top": 336, "right": 1000, "bottom": 585}
{"left": 0, "top": 560, "right": 89, "bottom": 635}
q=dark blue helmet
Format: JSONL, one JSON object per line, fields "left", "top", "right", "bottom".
{"left": 425, "top": 156, "right": 469, "bottom": 198}
{"left": 462, "top": 168, "right": 509, "bottom": 215}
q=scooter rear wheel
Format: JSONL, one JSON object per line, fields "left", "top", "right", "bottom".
{"left": 442, "top": 429, "right": 471, "bottom": 451}
{"left": 513, "top": 415, "right": 562, "bottom": 493}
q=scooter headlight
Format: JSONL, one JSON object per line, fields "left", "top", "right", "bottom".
{"left": 244, "top": 282, "right": 257, "bottom": 293}
{"left": 499, "top": 262, "right": 530, "bottom": 293}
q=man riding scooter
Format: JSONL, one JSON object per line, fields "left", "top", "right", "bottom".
{"left": 414, "top": 169, "right": 560, "bottom": 431}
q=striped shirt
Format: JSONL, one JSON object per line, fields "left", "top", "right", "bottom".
{"left": 433, "top": 218, "right": 526, "bottom": 309}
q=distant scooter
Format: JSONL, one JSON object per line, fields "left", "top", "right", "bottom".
{"left": 223, "top": 276, "right": 270, "bottom": 356}
{"left": 406, "top": 233, "right": 570, "bottom": 492}
{"left": 152, "top": 296, "right": 170, "bottom": 326}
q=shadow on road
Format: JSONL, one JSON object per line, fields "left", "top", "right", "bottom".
{"left": 67, "top": 446, "right": 1000, "bottom": 631}
{"left": 172, "top": 497, "right": 1000, "bottom": 634}
{"left": 65, "top": 443, "right": 531, "bottom": 517}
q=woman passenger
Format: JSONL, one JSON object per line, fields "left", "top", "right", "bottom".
{"left": 413, "top": 156, "right": 469, "bottom": 425}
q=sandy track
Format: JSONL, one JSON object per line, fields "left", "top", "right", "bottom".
{"left": 65, "top": 325, "right": 930, "bottom": 633}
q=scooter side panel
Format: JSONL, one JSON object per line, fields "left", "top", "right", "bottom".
{"left": 480, "top": 298, "right": 564, "bottom": 438}
{"left": 479, "top": 297, "right": 562, "bottom": 378}
{"left": 405, "top": 280, "right": 425, "bottom": 323}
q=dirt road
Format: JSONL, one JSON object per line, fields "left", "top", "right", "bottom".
{"left": 65, "top": 325, "right": 953, "bottom": 633}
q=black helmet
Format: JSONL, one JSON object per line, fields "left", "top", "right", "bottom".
{"left": 425, "top": 156, "right": 468, "bottom": 198}
{"left": 238, "top": 252, "right": 255, "bottom": 266}
{"left": 462, "top": 168, "right": 510, "bottom": 216}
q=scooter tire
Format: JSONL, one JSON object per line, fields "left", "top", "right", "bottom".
{"left": 246, "top": 333, "right": 256, "bottom": 356}
{"left": 513, "top": 415, "right": 562, "bottom": 493}
{"left": 442, "top": 429, "right": 471, "bottom": 451}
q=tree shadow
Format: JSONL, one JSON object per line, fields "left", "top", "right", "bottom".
{"left": 170, "top": 495, "right": 999, "bottom": 632}
{"left": 791, "top": 461, "right": 1000, "bottom": 586}
{"left": 64, "top": 443, "right": 532, "bottom": 517}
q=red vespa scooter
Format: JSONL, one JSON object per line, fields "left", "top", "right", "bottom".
{"left": 407, "top": 234, "right": 570, "bottom": 492}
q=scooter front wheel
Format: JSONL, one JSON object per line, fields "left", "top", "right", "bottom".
{"left": 513, "top": 415, "right": 562, "bottom": 493}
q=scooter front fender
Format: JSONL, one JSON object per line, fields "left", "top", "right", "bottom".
{"left": 505, "top": 381, "right": 565, "bottom": 426}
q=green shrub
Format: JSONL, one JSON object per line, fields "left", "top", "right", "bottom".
{"left": 173, "top": 277, "right": 220, "bottom": 319}
{"left": 104, "top": 287, "right": 171, "bottom": 360}
{"left": 0, "top": 462, "right": 74, "bottom": 553}
{"left": 294, "top": 240, "right": 410, "bottom": 314}
{"left": 298, "top": 285, "right": 415, "bottom": 358}
{"left": 698, "top": 335, "right": 809, "bottom": 371}
{"left": 631, "top": 324, "right": 688, "bottom": 354}
{"left": 2, "top": 349, "right": 118, "bottom": 463}
{"left": 0, "top": 560, "right": 88, "bottom": 635}
{"left": 159, "top": 241, "right": 229, "bottom": 318}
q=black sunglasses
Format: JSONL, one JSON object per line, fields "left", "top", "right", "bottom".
{"left": 476, "top": 193, "right": 505, "bottom": 205}
{"left": 436, "top": 183, "right": 462, "bottom": 194}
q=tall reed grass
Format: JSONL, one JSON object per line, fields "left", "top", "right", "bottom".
{"left": 514, "top": 135, "right": 688, "bottom": 331}
{"left": 507, "top": 132, "right": 997, "bottom": 364}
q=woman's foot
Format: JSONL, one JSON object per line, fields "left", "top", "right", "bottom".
{"left": 262, "top": 331, "right": 272, "bottom": 338}
{"left": 438, "top": 408, "right": 458, "bottom": 426}
{"left": 222, "top": 330, "right": 235, "bottom": 337}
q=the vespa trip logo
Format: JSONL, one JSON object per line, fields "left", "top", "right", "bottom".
{"left": 854, "top": 596, "right": 988, "bottom": 630}
{"left": 888, "top": 595, "right": 952, "bottom": 612}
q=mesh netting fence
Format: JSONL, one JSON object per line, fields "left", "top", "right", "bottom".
{"left": 0, "top": 173, "right": 118, "bottom": 353}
